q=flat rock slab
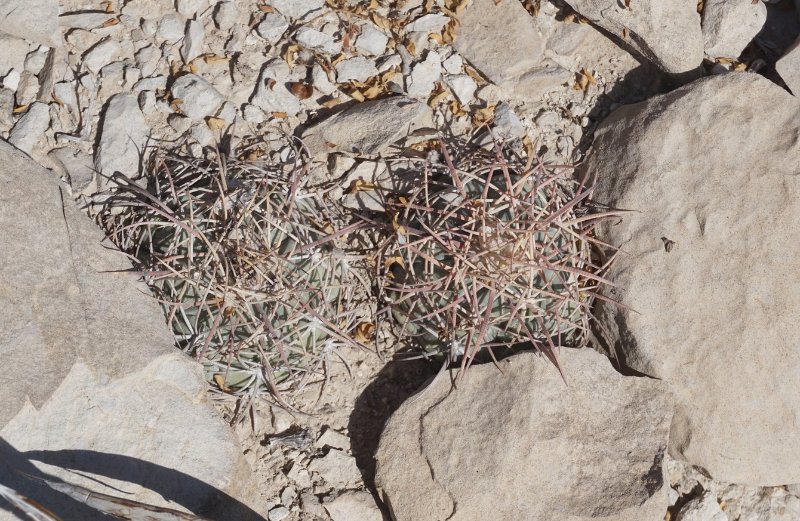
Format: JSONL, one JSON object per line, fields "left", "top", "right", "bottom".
{"left": 0, "top": 0, "right": 61, "bottom": 47}
{"left": 301, "top": 96, "right": 433, "bottom": 157}
{"left": 564, "top": 0, "right": 703, "bottom": 75}
{"left": 0, "top": 141, "right": 260, "bottom": 519}
{"left": 590, "top": 72, "right": 800, "bottom": 485}
{"left": 375, "top": 349, "right": 672, "bottom": 521}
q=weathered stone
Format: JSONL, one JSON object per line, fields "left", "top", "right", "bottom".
{"left": 325, "top": 491, "right": 384, "bottom": 521}
{"left": 375, "top": 349, "right": 672, "bottom": 521}
{"left": 301, "top": 96, "right": 433, "bottom": 157}
{"left": 181, "top": 19, "right": 205, "bottom": 63}
{"left": 0, "top": 34, "right": 31, "bottom": 77}
{"left": 296, "top": 27, "right": 341, "bottom": 54}
{"left": 406, "top": 50, "right": 441, "bottom": 100}
{"left": 83, "top": 38, "right": 123, "bottom": 75}
{"left": 589, "top": 73, "right": 800, "bottom": 485}
{"left": 676, "top": 492, "right": 728, "bottom": 521}
{"left": 176, "top": 0, "right": 209, "bottom": 17}
{"left": 250, "top": 59, "right": 301, "bottom": 116}
{"left": 8, "top": 102, "right": 50, "bottom": 154}
{"left": 563, "top": 0, "right": 703, "bottom": 75}
{"left": 0, "top": 0, "right": 61, "bottom": 47}
{"left": 355, "top": 23, "right": 389, "bottom": 55}
{"left": 308, "top": 449, "right": 362, "bottom": 489}
{"left": 214, "top": 0, "right": 238, "bottom": 31}
{"left": 171, "top": 73, "right": 225, "bottom": 121}
{"left": 0, "top": 141, "right": 261, "bottom": 519}
{"left": 270, "top": 0, "right": 324, "bottom": 19}
{"left": 48, "top": 147, "right": 96, "bottom": 194}
{"left": 453, "top": 0, "right": 543, "bottom": 85}
{"left": 256, "top": 12, "right": 289, "bottom": 44}
{"left": 702, "top": 0, "right": 767, "bottom": 59}
{"left": 94, "top": 94, "right": 149, "bottom": 184}
{"left": 335, "top": 56, "right": 379, "bottom": 83}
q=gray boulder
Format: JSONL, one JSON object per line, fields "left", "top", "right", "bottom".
{"left": 563, "top": 0, "right": 703, "bottom": 75}
{"left": 589, "top": 72, "right": 800, "bottom": 485}
{"left": 0, "top": 141, "right": 262, "bottom": 519}
{"left": 375, "top": 349, "right": 672, "bottom": 521}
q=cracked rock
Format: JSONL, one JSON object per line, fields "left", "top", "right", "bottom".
{"left": 256, "top": 13, "right": 290, "bottom": 44}
{"left": 301, "top": 96, "right": 433, "bottom": 157}
{"left": 94, "top": 94, "right": 149, "bottom": 185}
{"left": 171, "top": 73, "right": 225, "bottom": 121}
{"left": 296, "top": 27, "right": 341, "bottom": 55}
{"left": 83, "top": 38, "right": 123, "bottom": 75}
{"left": 406, "top": 50, "right": 441, "bottom": 99}
{"left": 0, "top": 0, "right": 61, "bottom": 47}
{"left": 250, "top": 59, "right": 301, "bottom": 117}
{"left": 335, "top": 57, "right": 378, "bottom": 83}
{"left": 8, "top": 102, "right": 51, "bottom": 154}
{"left": 214, "top": 1, "right": 238, "bottom": 31}
{"left": 181, "top": 20, "right": 205, "bottom": 63}
{"left": 702, "top": 0, "right": 767, "bottom": 59}
{"left": 270, "top": 0, "right": 324, "bottom": 20}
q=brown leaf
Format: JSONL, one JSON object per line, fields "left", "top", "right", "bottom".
{"left": 213, "top": 374, "right": 231, "bottom": 392}
{"left": 259, "top": 4, "right": 274, "bottom": 12}
{"left": 203, "top": 54, "right": 229, "bottom": 65}
{"left": 288, "top": 82, "right": 313, "bottom": 99}
{"left": 271, "top": 111, "right": 289, "bottom": 119}
{"left": 170, "top": 98, "right": 184, "bottom": 112}
{"left": 101, "top": 1, "right": 114, "bottom": 13}
{"left": 348, "top": 179, "right": 377, "bottom": 193}
{"left": 12, "top": 104, "right": 28, "bottom": 114}
{"left": 354, "top": 322, "right": 375, "bottom": 343}
{"left": 321, "top": 97, "right": 344, "bottom": 109}
{"left": 624, "top": 0, "right": 631, "bottom": 9}
{"left": 101, "top": 17, "right": 119, "bottom": 27}
{"left": 361, "top": 85, "right": 383, "bottom": 99}
{"left": 206, "top": 116, "right": 226, "bottom": 131}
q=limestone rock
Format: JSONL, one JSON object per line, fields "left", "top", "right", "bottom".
{"left": 0, "top": 0, "right": 61, "bottom": 47}
{"left": 702, "top": 0, "right": 767, "bottom": 59}
{"left": 7, "top": 102, "right": 50, "bottom": 154}
{"left": 676, "top": 492, "right": 728, "bottom": 521}
{"left": 375, "top": 349, "right": 672, "bottom": 521}
{"left": 250, "top": 59, "right": 301, "bottom": 117}
{"left": 301, "top": 96, "right": 433, "bottom": 157}
{"left": 0, "top": 141, "right": 261, "bottom": 519}
{"left": 94, "top": 93, "right": 149, "bottom": 184}
{"left": 453, "top": 0, "right": 544, "bottom": 86}
{"left": 563, "top": 0, "right": 703, "bottom": 75}
{"left": 171, "top": 73, "right": 224, "bottom": 121}
{"left": 325, "top": 491, "right": 384, "bottom": 521}
{"left": 270, "top": 0, "right": 324, "bottom": 19}
{"left": 589, "top": 73, "right": 800, "bottom": 485}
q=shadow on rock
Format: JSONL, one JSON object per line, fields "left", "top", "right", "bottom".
{"left": 347, "top": 354, "right": 438, "bottom": 489}
{"left": 0, "top": 438, "right": 265, "bottom": 520}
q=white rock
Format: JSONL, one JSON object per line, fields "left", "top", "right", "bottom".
{"left": 0, "top": 0, "right": 60, "bottom": 47}
{"left": 442, "top": 53, "right": 463, "bottom": 74}
{"left": 286, "top": 463, "right": 313, "bottom": 488}
{"left": 406, "top": 13, "right": 450, "bottom": 33}
{"left": 138, "top": 90, "right": 157, "bottom": 113}
{"left": 563, "top": 0, "right": 703, "bottom": 75}
{"left": 0, "top": 35, "right": 30, "bottom": 78}
{"left": 14, "top": 71, "right": 39, "bottom": 106}
{"left": 336, "top": 56, "right": 378, "bottom": 83}
{"left": 355, "top": 23, "right": 389, "bottom": 55}
{"left": 191, "top": 123, "right": 215, "bottom": 147}
{"left": 776, "top": 36, "right": 800, "bottom": 96}
{"left": 493, "top": 102, "right": 526, "bottom": 139}
{"left": 48, "top": 147, "right": 95, "bottom": 193}
{"left": 217, "top": 101, "right": 237, "bottom": 123}
{"left": 375, "top": 349, "right": 673, "bottom": 521}
{"left": 157, "top": 13, "right": 186, "bottom": 43}
{"left": 171, "top": 73, "right": 225, "bottom": 121}
{"left": 58, "top": 11, "right": 111, "bottom": 30}
{"left": 94, "top": 94, "right": 149, "bottom": 183}
{"left": 53, "top": 81, "right": 79, "bottom": 116}
{"left": 8, "top": 102, "right": 50, "bottom": 154}
{"left": 377, "top": 54, "right": 402, "bottom": 73}
{"left": 312, "top": 63, "right": 337, "bottom": 95}
{"left": 268, "top": 506, "right": 289, "bottom": 521}
{"left": 301, "top": 96, "right": 433, "bottom": 156}
{"left": 676, "top": 492, "right": 728, "bottom": 521}
{"left": 719, "top": 485, "right": 800, "bottom": 521}
{"left": 453, "top": 0, "right": 543, "bottom": 85}
{"left": 214, "top": 1, "right": 238, "bottom": 31}
{"left": 301, "top": 493, "right": 326, "bottom": 517}
{"left": 176, "top": 0, "right": 209, "bottom": 17}
{"left": 256, "top": 13, "right": 289, "bottom": 44}
{"left": 181, "top": 19, "right": 205, "bottom": 63}
{"left": 316, "top": 427, "right": 350, "bottom": 450}
{"left": 270, "top": 0, "right": 324, "bottom": 19}
{"left": 168, "top": 113, "right": 192, "bottom": 134}
{"left": 250, "top": 59, "right": 301, "bottom": 117}
{"left": 242, "top": 103, "right": 266, "bottom": 123}
{"left": 308, "top": 449, "right": 362, "bottom": 489}
{"left": 135, "top": 45, "right": 161, "bottom": 77}
{"left": 446, "top": 73, "right": 476, "bottom": 104}
{"left": 133, "top": 75, "right": 167, "bottom": 92}
{"left": 2, "top": 68, "right": 21, "bottom": 91}
{"left": 407, "top": 50, "right": 441, "bottom": 99}
{"left": 296, "top": 27, "right": 342, "bottom": 55}
{"left": 590, "top": 73, "right": 800, "bottom": 485}
{"left": 702, "top": 0, "right": 767, "bottom": 58}
{"left": 325, "top": 491, "right": 383, "bottom": 521}
{"left": 0, "top": 88, "right": 13, "bottom": 130}
{"left": 24, "top": 49, "right": 48, "bottom": 75}
{"left": 83, "top": 38, "right": 123, "bottom": 75}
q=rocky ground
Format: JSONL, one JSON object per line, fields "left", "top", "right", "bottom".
{"left": 3, "top": 0, "right": 800, "bottom": 520}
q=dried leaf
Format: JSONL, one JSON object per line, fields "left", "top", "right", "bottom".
{"left": 624, "top": 0, "right": 631, "bottom": 9}
{"left": 733, "top": 62, "right": 747, "bottom": 71}
{"left": 102, "top": 1, "right": 114, "bottom": 13}
{"left": 371, "top": 12, "right": 392, "bottom": 30}
{"left": 354, "top": 322, "right": 375, "bottom": 343}
{"left": 271, "top": 111, "right": 289, "bottom": 119}
{"left": 362, "top": 85, "right": 383, "bottom": 99}
{"left": 472, "top": 104, "right": 495, "bottom": 126}
{"left": 321, "top": 97, "right": 344, "bottom": 109}
{"left": 206, "top": 116, "right": 226, "bottom": 131}
{"left": 349, "top": 89, "right": 366, "bottom": 102}
{"left": 289, "top": 82, "right": 313, "bottom": 100}
{"left": 429, "top": 88, "right": 450, "bottom": 106}
{"left": 101, "top": 17, "right": 119, "bottom": 27}
{"left": 348, "top": 179, "right": 377, "bottom": 193}
{"left": 265, "top": 77, "right": 277, "bottom": 89}
{"left": 12, "top": 104, "right": 28, "bottom": 114}
{"left": 203, "top": 54, "right": 229, "bottom": 65}
{"left": 213, "top": 374, "right": 231, "bottom": 392}
{"left": 170, "top": 98, "right": 184, "bottom": 112}
{"left": 282, "top": 44, "right": 300, "bottom": 68}
{"left": 259, "top": 4, "right": 274, "bottom": 12}
{"left": 622, "top": 26, "right": 628, "bottom": 39}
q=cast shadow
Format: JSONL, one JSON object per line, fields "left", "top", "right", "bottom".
{"left": 0, "top": 438, "right": 265, "bottom": 520}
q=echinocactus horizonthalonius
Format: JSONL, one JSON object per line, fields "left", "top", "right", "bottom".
{"left": 98, "top": 143, "right": 370, "bottom": 398}
{"left": 380, "top": 142, "right": 618, "bottom": 375}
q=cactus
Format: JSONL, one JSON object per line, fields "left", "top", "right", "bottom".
{"left": 379, "top": 142, "right": 618, "bottom": 375}
{"left": 98, "top": 144, "right": 369, "bottom": 398}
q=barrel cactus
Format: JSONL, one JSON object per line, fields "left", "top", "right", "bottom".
{"left": 99, "top": 145, "right": 368, "bottom": 398}
{"left": 380, "top": 143, "right": 617, "bottom": 374}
